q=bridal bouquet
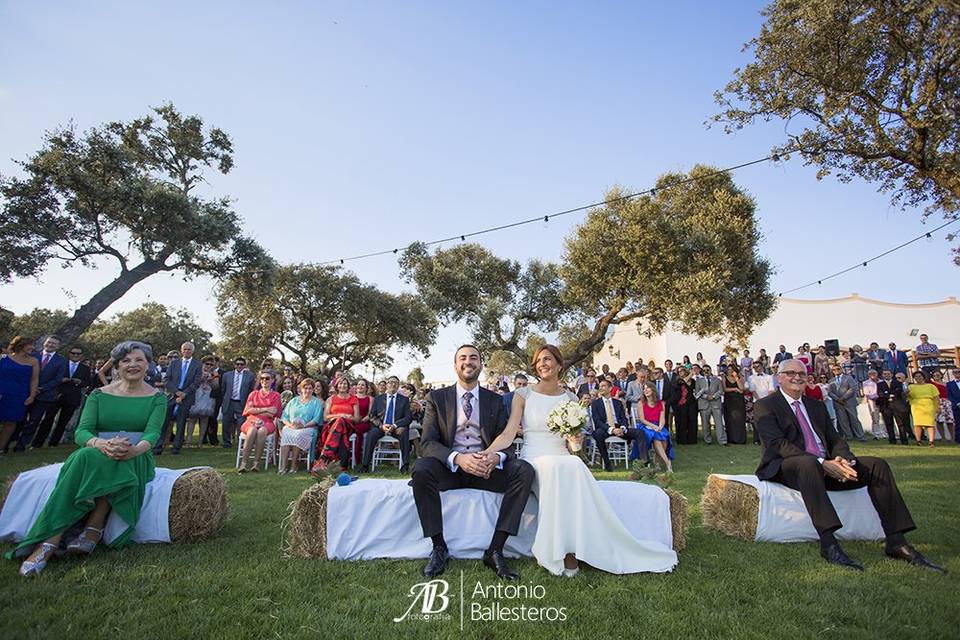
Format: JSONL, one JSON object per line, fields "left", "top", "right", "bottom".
{"left": 547, "top": 400, "right": 589, "bottom": 452}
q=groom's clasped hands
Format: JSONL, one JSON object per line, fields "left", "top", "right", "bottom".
{"left": 455, "top": 452, "right": 499, "bottom": 479}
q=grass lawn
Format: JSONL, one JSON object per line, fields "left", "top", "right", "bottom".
{"left": 1, "top": 440, "right": 958, "bottom": 639}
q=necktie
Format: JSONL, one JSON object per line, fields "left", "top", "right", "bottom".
{"left": 41, "top": 353, "right": 50, "bottom": 368}
{"left": 385, "top": 395, "right": 395, "bottom": 425}
{"left": 605, "top": 399, "right": 616, "bottom": 427}
{"left": 461, "top": 392, "right": 473, "bottom": 422}
{"left": 232, "top": 372, "right": 242, "bottom": 400}
{"left": 179, "top": 360, "right": 189, "bottom": 389}
{"left": 793, "top": 400, "right": 825, "bottom": 457}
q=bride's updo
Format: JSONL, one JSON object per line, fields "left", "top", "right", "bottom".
{"left": 531, "top": 344, "right": 565, "bottom": 370}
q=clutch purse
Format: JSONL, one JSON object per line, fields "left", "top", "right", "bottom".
{"left": 98, "top": 431, "right": 143, "bottom": 445}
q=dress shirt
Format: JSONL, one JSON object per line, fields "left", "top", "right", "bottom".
{"left": 780, "top": 388, "right": 825, "bottom": 464}
{"left": 448, "top": 383, "right": 505, "bottom": 472}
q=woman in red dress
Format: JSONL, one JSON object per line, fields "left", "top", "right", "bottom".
{"left": 352, "top": 379, "right": 374, "bottom": 466}
{"left": 238, "top": 371, "right": 283, "bottom": 472}
{"left": 313, "top": 376, "right": 359, "bottom": 472}
{"left": 804, "top": 373, "right": 824, "bottom": 401}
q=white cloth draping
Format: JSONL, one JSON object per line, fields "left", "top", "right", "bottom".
{"left": 711, "top": 474, "right": 885, "bottom": 542}
{"left": 0, "top": 464, "right": 210, "bottom": 545}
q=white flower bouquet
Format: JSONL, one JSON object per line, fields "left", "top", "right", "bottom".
{"left": 547, "top": 400, "right": 589, "bottom": 451}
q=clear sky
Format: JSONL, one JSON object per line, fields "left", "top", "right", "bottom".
{"left": 1, "top": 1, "right": 957, "bottom": 381}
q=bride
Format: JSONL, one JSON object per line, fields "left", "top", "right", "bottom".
{"left": 483, "top": 344, "right": 678, "bottom": 576}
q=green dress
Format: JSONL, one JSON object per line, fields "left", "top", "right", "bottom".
{"left": 7, "top": 390, "right": 167, "bottom": 558}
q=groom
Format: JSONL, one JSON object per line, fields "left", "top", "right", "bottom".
{"left": 410, "top": 344, "right": 535, "bottom": 580}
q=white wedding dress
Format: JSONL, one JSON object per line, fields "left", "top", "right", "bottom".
{"left": 517, "top": 387, "right": 678, "bottom": 575}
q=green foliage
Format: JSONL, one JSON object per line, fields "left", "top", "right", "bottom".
{"left": 401, "top": 167, "right": 775, "bottom": 372}
{"left": 3, "top": 303, "right": 212, "bottom": 359}
{"left": 406, "top": 366, "right": 425, "bottom": 387}
{"left": 216, "top": 264, "right": 438, "bottom": 378}
{"left": 712, "top": 0, "right": 960, "bottom": 262}
{"left": 0, "top": 103, "right": 271, "bottom": 342}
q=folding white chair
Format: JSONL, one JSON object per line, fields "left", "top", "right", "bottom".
{"left": 590, "top": 435, "right": 629, "bottom": 468}
{"left": 371, "top": 435, "right": 402, "bottom": 471}
{"left": 236, "top": 431, "right": 276, "bottom": 470}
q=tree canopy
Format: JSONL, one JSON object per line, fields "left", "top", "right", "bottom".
{"left": 712, "top": 0, "right": 960, "bottom": 262}
{"left": 401, "top": 165, "right": 775, "bottom": 373}
{"left": 216, "top": 263, "right": 438, "bottom": 378}
{"left": 0, "top": 103, "right": 272, "bottom": 343}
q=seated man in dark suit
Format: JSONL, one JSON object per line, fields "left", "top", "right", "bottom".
{"left": 591, "top": 380, "right": 646, "bottom": 471}
{"left": 362, "top": 375, "right": 413, "bottom": 471}
{"left": 754, "top": 359, "right": 944, "bottom": 572}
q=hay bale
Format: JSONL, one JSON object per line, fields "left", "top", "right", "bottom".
{"left": 283, "top": 478, "right": 334, "bottom": 558}
{"left": 664, "top": 487, "right": 688, "bottom": 551}
{"left": 168, "top": 468, "right": 229, "bottom": 542}
{"left": 700, "top": 474, "right": 759, "bottom": 541}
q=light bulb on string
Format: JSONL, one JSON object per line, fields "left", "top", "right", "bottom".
{"left": 542, "top": 215, "right": 550, "bottom": 230}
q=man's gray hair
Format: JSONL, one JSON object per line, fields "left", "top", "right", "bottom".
{"left": 775, "top": 358, "right": 807, "bottom": 374}
{"left": 110, "top": 340, "right": 154, "bottom": 363}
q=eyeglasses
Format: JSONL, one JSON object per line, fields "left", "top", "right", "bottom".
{"left": 69, "top": 351, "right": 82, "bottom": 356}
{"left": 260, "top": 377, "right": 272, "bottom": 381}
{"left": 779, "top": 370, "right": 807, "bottom": 378}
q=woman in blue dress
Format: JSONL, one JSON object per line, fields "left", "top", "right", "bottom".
{"left": 636, "top": 381, "right": 674, "bottom": 472}
{"left": 0, "top": 336, "right": 40, "bottom": 454}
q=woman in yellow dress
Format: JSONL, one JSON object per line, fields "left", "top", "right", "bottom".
{"left": 907, "top": 371, "right": 940, "bottom": 447}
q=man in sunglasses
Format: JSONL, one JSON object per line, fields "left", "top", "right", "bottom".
{"left": 754, "top": 359, "right": 944, "bottom": 573}
{"left": 31, "top": 345, "right": 92, "bottom": 448}
{"left": 220, "top": 357, "right": 255, "bottom": 449}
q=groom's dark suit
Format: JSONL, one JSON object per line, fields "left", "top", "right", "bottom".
{"left": 411, "top": 384, "right": 535, "bottom": 540}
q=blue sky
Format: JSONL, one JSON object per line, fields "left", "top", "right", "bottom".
{"left": 1, "top": 1, "right": 957, "bottom": 380}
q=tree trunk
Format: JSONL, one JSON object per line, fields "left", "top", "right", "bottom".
{"left": 54, "top": 260, "right": 165, "bottom": 345}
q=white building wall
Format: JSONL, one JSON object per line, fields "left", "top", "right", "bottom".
{"left": 596, "top": 295, "right": 960, "bottom": 371}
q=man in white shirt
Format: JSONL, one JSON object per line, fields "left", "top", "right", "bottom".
{"left": 747, "top": 361, "right": 775, "bottom": 444}
{"left": 411, "top": 345, "right": 535, "bottom": 581}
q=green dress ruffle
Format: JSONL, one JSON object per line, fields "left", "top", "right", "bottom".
{"left": 7, "top": 390, "right": 167, "bottom": 559}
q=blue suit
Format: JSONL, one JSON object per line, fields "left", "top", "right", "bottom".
{"left": 884, "top": 350, "right": 909, "bottom": 376}
{"left": 948, "top": 380, "right": 960, "bottom": 443}
{"left": 590, "top": 396, "right": 646, "bottom": 469}
{"left": 13, "top": 351, "right": 67, "bottom": 451}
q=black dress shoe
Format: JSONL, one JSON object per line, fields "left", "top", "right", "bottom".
{"left": 820, "top": 543, "right": 864, "bottom": 571}
{"left": 359, "top": 465, "right": 370, "bottom": 473}
{"left": 483, "top": 549, "right": 519, "bottom": 580}
{"left": 422, "top": 546, "right": 450, "bottom": 578}
{"left": 400, "top": 465, "right": 409, "bottom": 473}
{"left": 885, "top": 543, "right": 947, "bottom": 574}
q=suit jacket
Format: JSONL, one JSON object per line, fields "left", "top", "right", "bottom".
{"left": 694, "top": 375, "right": 722, "bottom": 409}
{"left": 164, "top": 357, "right": 203, "bottom": 401}
{"left": 827, "top": 374, "right": 858, "bottom": 409}
{"left": 876, "top": 379, "right": 907, "bottom": 408}
{"left": 590, "top": 396, "right": 628, "bottom": 435}
{"left": 772, "top": 352, "right": 793, "bottom": 365}
{"left": 947, "top": 380, "right": 960, "bottom": 409}
{"left": 420, "top": 385, "right": 512, "bottom": 464}
{"left": 576, "top": 382, "right": 598, "bottom": 397}
{"left": 658, "top": 373, "right": 676, "bottom": 407}
{"left": 56, "top": 361, "right": 92, "bottom": 405}
{"left": 883, "top": 350, "right": 909, "bottom": 376}
{"left": 624, "top": 380, "right": 644, "bottom": 404}
{"left": 221, "top": 369, "right": 255, "bottom": 406}
{"left": 33, "top": 351, "right": 68, "bottom": 402}
{"left": 754, "top": 392, "right": 853, "bottom": 480}
{"left": 369, "top": 393, "right": 412, "bottom": 431}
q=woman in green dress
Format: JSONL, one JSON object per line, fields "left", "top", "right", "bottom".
{"left": 12, "top": 340, "right": 167, "bottom": 577}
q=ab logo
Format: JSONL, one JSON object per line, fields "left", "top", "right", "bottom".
{"left": 394, "top": 579, "right": 452, "bottom": 622}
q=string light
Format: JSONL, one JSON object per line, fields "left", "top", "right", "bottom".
{"left": 777, "top": 217, "right": 960, "bottom": 296}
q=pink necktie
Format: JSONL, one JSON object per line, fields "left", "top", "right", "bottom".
{"left": 793, "top": 400, "right": 825, "bottom": 457}
{"left": 41, "top": 353, "right": 50, "bottom": 368}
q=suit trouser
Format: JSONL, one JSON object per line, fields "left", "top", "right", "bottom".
{"left": 362, "top": 426, "right": 411, "bottom": 468}
{"left": 772, "top": 455, "right": 915, "bottom": 536}
{"left": 594, "top": 427, "right": 646, "bottom": 468}
{"left": 155, "top": 398, "right": 194, "bottom": 453}
{"left": 410, "top": 456, "right": 535, "bottom": 538}
{"left": 220, "top": 398, "right": 244, "bottom": 446}
{"left": 32, "top": 399, "right": 81, "bottom": 447}
{"left": 699, "top": 402, "right": 725, "bottom": 444}
{"left": 880, "top": 403, "right": 911, "bottom": 444}
{"left": 835, "top": 404, "right": 864, "bottom": 439}
{"left": 12, "top": 400, "right": 55, "bottom": 451}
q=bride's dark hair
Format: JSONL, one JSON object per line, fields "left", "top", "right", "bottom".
{"left": 531, "top": 344, "right": 564, "bottom": 371}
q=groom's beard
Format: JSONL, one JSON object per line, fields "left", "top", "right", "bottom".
{"left": 457, "top": 366, "right": 480, "bottom": 385}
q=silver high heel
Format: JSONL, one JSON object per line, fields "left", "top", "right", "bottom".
{"left": 65, "top": 526, "right": 103, "bottom": 555}
{"left": 19, "top": 542, "right": 58, "bottom": 577}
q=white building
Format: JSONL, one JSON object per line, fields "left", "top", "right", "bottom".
{"left": 595, "top": 294, "right": 960, "bottom": 370}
